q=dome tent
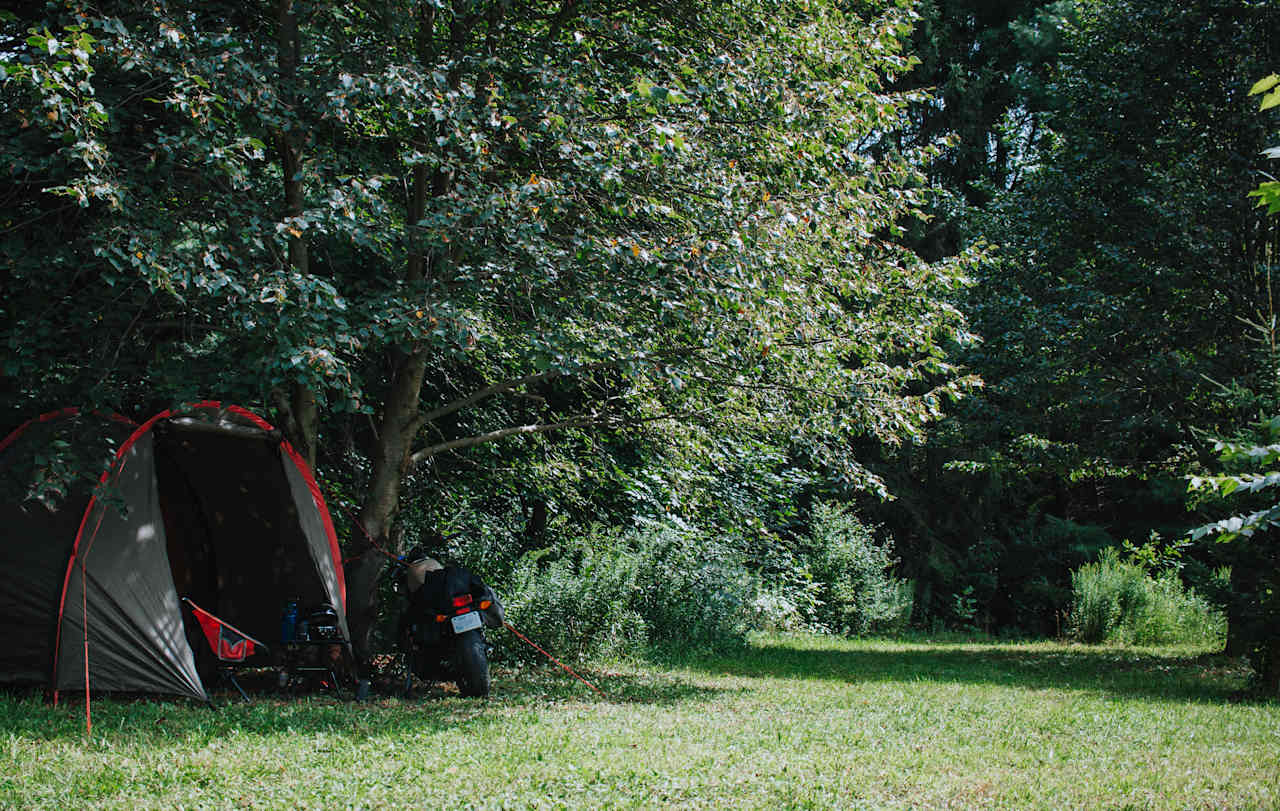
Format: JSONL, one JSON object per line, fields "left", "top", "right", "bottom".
{"left": 0, "top": 402, "right": 347, "bottom": 702}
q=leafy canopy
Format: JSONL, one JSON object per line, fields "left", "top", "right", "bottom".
{"left": 2, "top": 0, "right": 978, "bottom": 495}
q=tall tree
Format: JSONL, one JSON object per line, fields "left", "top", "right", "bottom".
{"left": 2, "top": 0, "right": 978, "bottom": 658}
{"left": 894, "top": 0, "right": 1070, "bottom": 259}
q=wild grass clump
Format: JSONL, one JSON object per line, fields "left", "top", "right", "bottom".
{"left": 498, "top": 523, "right": 753, "bottom": 662}
{"left": 1069, "top": 547, "right": 1226, "bottom": 646}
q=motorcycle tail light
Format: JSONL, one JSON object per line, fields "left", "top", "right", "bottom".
{"left": 456, "top": 607, "right": 471, "bottom": 615}
{"left": 479, "top": 600, "right": 492, "bottom": 610}
{"left": 452, "top": 594, "right": 473, "bottom": 608}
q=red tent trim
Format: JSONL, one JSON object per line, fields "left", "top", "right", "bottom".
{"left": 0, "top": 407, "right": 135, "bottom": 455}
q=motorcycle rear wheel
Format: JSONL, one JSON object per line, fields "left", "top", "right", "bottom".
{"left": 455, "top": 629, "right": 490, "bottom": 698}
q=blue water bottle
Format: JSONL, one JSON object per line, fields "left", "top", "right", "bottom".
{"left": 281, "top": 599, "right": 298, "bottom": 643}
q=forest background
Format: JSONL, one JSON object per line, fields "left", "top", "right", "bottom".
{"left": 2, "top": 0, "right": 1277, "bottom": 694}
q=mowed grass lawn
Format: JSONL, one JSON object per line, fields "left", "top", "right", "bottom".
{"left": 2, "top": 633, "right": 1277, "bottom": 809}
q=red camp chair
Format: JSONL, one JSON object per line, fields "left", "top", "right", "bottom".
{"left": 182, "top": 598, "right": 267, "bottom": 701}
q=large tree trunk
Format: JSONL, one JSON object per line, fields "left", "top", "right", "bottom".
{"left": 345, "top": 171, "right": 435, "bottom": 661}
{"left": 345, "top": 2, "right": 466, "bottom": 665}
{"left": 272, "top": 0, "right": 320, "bottom": 468}
{"left": 345, "top": 348, "right": 429, "bottom": 661}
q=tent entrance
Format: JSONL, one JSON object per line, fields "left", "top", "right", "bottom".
{"left": 154, "top": 421, "right": 331, "bottom": 666}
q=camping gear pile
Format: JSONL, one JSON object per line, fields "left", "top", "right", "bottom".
{"left": 298, "top": 603, "right": 344, "bottom": 642}
{"left": 0, "top": 402, "right": 349, "bottom": 704}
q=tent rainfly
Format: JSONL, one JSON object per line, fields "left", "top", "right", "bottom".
{"left": 0, "top": 402, "right": 347, "bottom": 704}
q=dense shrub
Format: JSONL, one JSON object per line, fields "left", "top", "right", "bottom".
{"left": 749, "top": 579, "right": 822, "bottom": 633}
{"left": 1068, "top": 548, "right": 1226, "bottom": 646}
{"left": 803, "top": 503, "right": 914, "bottom": 636}
{"left": 744, "top": 538, "right": 824, "bottom": 632}
{"left": 497, "top": 523, "right": 754, "bottom": 662}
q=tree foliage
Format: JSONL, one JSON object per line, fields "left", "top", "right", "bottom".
{"left": 850, "top": 0, "right": 1278, "bottom": 636}
{"left": 2, "top": 0, "right": 979, "bottom": 656}
{"left": 893, "top": 0, "right": 1070, "bottom": 259}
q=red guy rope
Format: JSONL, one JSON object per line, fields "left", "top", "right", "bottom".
{"left": 502, "top": 621, "right": 606, "bottom": 699}
{"left": 333, "top": 500, "right": 400, "bottom": 565}
{"left": 82, "top": 562, "right": 90, "bottom": 736}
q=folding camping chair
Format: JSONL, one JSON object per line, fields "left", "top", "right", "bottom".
{"left": 182, "top": 597, "right": 268, "bottom": 702}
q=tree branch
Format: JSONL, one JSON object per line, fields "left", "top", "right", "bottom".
{"left": 409, "top": 414, "right": 597, "bottom": 466}
{"left": 417, "top": 358, "right": 624, "bottom": 425}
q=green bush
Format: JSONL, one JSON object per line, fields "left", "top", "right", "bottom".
{"left": 497, "top": 523, "right": 753, "bottom": 662}
{"left": 1068, "top": 548, "right": 1226, "bottom": 646}
{"left": 1069, "top": 548, "right": 1144, "bottom": 644}
{"left": 749, "top": 580, "right": 822, "bottom": 633}
{"left": 803, "top": 503, "right": 914, "bottom": 636}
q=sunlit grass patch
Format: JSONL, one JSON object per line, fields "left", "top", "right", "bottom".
{"left": 2, "top": 634, "right": 1275, "bottom": 809}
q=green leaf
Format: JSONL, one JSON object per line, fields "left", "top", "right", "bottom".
{"left": 1260, "top": 89, "right": 1280, "bottom": 111}
{"left": 1248, "top": 73, "right": 1280, "bottom": 96}
{"left": 1248, "top": 182, "right": 1280, "bottom": 215}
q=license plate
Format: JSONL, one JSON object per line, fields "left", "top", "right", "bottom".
{"left": 451, "top": 611, "right": 482, "bottom": 634}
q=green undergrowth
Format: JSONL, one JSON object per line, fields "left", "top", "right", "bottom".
{"left": 2, "top": 634, "right": 1276, "bottom": 809}
{"left": 1068, "top": 548, "right": 1227, "bottom": 647}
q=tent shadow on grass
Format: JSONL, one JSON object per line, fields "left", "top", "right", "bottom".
{"left": 681, "top": 636, "right": 1267, "bottom": 706}
{"left": 0, "top": 665, "right": 733, "bottom": 742}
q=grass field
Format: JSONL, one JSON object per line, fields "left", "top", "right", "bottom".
{"left": 2, "top": 633, "right": 1277, "bottom": 809}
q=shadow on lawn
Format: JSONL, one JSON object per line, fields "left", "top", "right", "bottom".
{"left": 0, "top": 664, "right": 730, "bottom": 741}
{"left": 493, "top": 664, "right": 740, "bottom": 706}
{"left": 682, "top": 637, "right": 1265, "bottom": 705}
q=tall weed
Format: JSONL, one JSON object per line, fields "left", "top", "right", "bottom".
{"left": 1069, "top": 548, "right": 1226, "bottom": 646}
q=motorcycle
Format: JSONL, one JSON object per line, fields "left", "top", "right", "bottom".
{"left": 396, "top": 553, "right": 503, "bottom": 698}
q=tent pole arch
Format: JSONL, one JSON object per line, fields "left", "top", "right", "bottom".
{"left": 0, "top": 407, "right": 135, "bottom": 455}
